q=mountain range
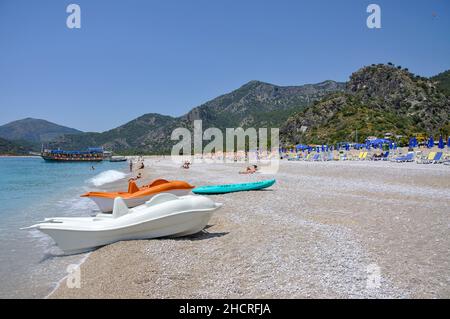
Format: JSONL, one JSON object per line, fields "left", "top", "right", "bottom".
{"left": 46, "top": 80, "right": 345, "bottom": 154}
{"left": 1, "top": 64, "right": 449, "bottom": 155}
{"left": 0, "top": 137, "right": 35, "bottom": 155}
{"left": 0, "top": 118, "right": 81, "bottom": 144}
{"left": 281, "top": 64, "right": 450, "bottom": 145}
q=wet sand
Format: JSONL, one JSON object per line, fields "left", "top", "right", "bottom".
{"left": 50, "top": 158, "right": 450, "bottom": 298}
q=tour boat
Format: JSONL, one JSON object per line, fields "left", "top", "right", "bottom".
{"left": 41, "top": 147, "right": 105, "bottom": 162}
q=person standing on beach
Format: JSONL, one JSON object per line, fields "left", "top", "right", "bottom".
{"left": 129, "top": 160, "right": 133, "bottom": 172}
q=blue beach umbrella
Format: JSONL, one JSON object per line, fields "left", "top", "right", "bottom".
{"left": 427, "top": 136, "right": 434, "bottom": 148}
{"left": 438, "top": 136, "right": 444, "bottom": 149}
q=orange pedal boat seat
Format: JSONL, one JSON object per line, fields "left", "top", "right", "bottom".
{"left": 81, "top": 179, "right": 195, "bottom": 213}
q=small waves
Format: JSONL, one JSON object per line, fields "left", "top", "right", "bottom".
{"left": 88, "top": 170, "right": 127, "bottom": 187}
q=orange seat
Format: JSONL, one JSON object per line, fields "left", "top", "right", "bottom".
{"left": 81, "top": 179, "right": 194, "bottom": 199}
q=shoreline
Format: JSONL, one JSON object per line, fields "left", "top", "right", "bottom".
{"left": 49, "top": 159, "right": 450, "bottom": 298}
{"left": 45, "top": 253, "right": 91, "bottom": 299}
{"left": 0, "top": 155, "right": 40, "bottom": 158}
{"left": 45, "top": 160, "right": 134, "bottom": 298}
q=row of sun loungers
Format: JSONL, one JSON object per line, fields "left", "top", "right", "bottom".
{"left": 285, "top": 150, "right": 449, "bottom": 165}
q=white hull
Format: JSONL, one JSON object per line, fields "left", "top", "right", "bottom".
{"left": 24, "top": 194, "right": 222, "bottom": 254}
{"left": 90, "top": 189, "right": 192, "bottom": 213}
{"left": 39, "top": 211, "right": 213, "bottom": 254}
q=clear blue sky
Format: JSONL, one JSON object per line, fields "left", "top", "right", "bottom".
{"left": 1, "top": 0, "right": 449, "bottom": 132}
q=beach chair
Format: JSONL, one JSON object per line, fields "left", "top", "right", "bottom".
{"left": 311, "top": 153, "right": 320, "bottom": 161}
{"left": 395, "top": 152, "right": 414, "bottom": 162}
{"left": 430, "top": 152, "right": 443, "bottom": 164}
{"left": 357, "top": 152, "right": 364, "bottom": 160}
{"left": 417, "top": 151, "right": 436, "bottom": 164}
{"left": 382, "top": 151, "right": 389, "bottom": 161}
{"left": 361, "top": 152, "right": 368, "bottom": 160}
{"left": 372, "top": 152, "right": 384, "bottom": 161}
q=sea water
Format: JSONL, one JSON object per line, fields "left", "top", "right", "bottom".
{"left": 0, "top": 157, "right": 128, "bottom": 298}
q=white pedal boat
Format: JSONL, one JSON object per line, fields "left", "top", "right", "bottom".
{"left": 23, "top": 194, "right": 222, "bottom": 254}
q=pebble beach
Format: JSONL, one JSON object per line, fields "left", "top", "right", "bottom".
{"left": 49, "top": 158, "right": 450, "bottom": 298}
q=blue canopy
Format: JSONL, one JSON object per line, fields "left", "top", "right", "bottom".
{"left": 438, "top": 136, "right": 445, "bottom": 149}
{"left": 448, "top": 137, "right": 450, "bottom": 147}
{"left": 367, "top": 138, "right": 391, "bottom": 145}
{"left": 295, "top": 144, "right": 308, "bottom": 151}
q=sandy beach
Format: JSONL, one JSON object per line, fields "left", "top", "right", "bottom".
{"left": 49, "top": 158, "right": 450, "bottom": 298}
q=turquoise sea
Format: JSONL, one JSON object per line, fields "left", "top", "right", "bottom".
{"left": 0, "top": 157, "right": 128, "bottom": 298}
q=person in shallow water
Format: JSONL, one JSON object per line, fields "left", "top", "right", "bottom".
{"left": 182, "top": 161, "right": 191, "bottom": 169}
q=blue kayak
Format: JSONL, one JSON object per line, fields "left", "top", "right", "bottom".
{"left": 192, "top": 179, "right": 276, "bottom": 195}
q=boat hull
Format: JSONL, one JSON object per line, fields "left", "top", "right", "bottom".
{"left": 25, "top": 194, "right": 222, "bottom": 254}
{"left": 42, "top": 156, "right": 103, "bottom": 162}
{"left": 89, "top": 189, "right": 192, "bottom": 213}
{"left": 38, "top": 211, "right": 213, "bottom": 254}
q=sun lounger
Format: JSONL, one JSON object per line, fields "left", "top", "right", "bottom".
{"left": 394, "top": 152, "right": 414, "bottom": 162}
{"left": 417, "top": 151, "right": 436, "bottom": 164}
{"left": 430, "top": 152, "right": 443, "bottom": 164}
{"left": 372, "top": 152, "right": 387, "bottom": 161}
{"left": 360, "top": 152, "right": 368, "bottom": 160}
